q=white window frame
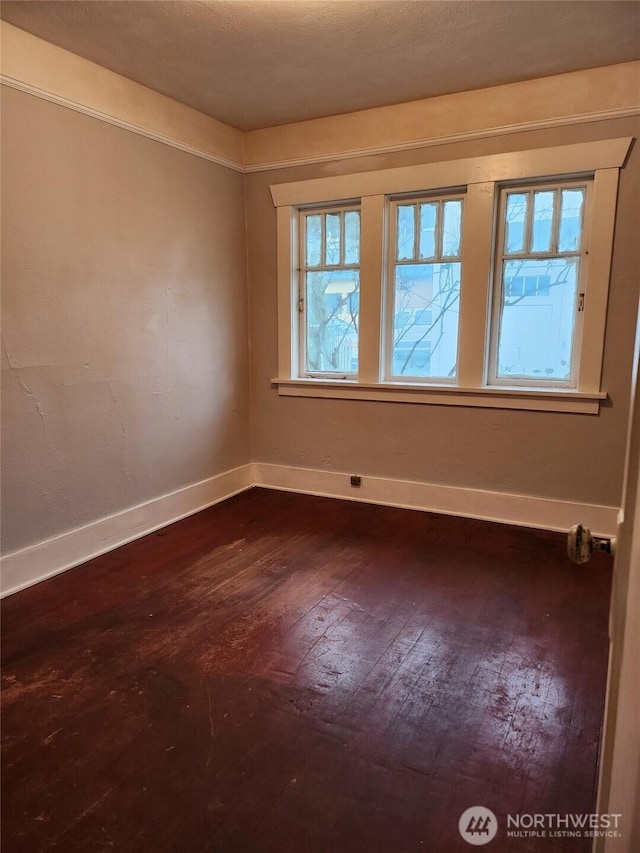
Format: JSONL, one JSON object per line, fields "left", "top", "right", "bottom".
{"left": 386, "top": 192, "right": 465, "bottom": 384}
{"left": 271, "top": 138, "right": 632, "bottom": 414}
{"left": 488, "top": 178, "right": 591, "bottom": 390}
{"left": 298, "top": 204, "right": 361, "bottom": 379}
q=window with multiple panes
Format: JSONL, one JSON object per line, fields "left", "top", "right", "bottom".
{"left": 387, "top": 197, "right": 463, "bottom": 380}
{"left": 490, "top": 183, "right": 587, "bottom": 387}
{"left": 272, "top": 138, "right": 630, "bottom": 413}
{"left": 300, "top": 207, "right": 360, "bottom": 376}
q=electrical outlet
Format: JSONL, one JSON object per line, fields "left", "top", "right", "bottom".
{"left": 350, "top": 475, "right": 362, "bottom": 487}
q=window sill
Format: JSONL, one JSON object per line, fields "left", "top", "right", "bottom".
{"left": 271, "top": 378, "right": 607, "bottom": 414}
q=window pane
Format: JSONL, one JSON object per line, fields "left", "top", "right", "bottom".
{"left": 344, "top": 211, "right": 360, "bottom": 264}
{"left": 305, "top": 215, "right": 321, "bottom": 267}
{"left": 419, "top": 203, "right": 437, "bottom": 259}
{"left": 305, "top": 270, "right": 359, "bottom": 373}
{"left": 558, "top": 189, "right": 585, "bottom": 252}
{"left": 496, "top": 258, "right": 579, "bottom": 381}
{"left": 324, "top": 213, "right": 341, "bottom": 265}
{"left": 442, "top": 200, "right": 462, "bottom": 258}
{"left": 505, "top": 193, "right": 528, "bottom": 254}
{"left": 391, "top": 262, "right": 460, "bottom": 378}
{"left": 531, "top": 191, "right": 554, "bottom": 253}
{"left": 397, "top": 205, "right": 415, "bottom": 261}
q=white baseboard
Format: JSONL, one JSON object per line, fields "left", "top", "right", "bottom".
{"left": 1, "top": 460, "right": 618, "bottom": 598}
{"left": 253, "top": 462, "right": 619, "bottom": 540}
{"left": 0, "top": 464, "right": 254, "bottom": 598}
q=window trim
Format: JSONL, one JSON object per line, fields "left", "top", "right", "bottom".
{"left": 271, "top": 138, "right": 632, "bottom": 414}
{"left": 273, "top": 377, "right": 607, "bottom": 414}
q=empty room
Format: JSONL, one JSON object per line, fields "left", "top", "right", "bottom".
{"left": 1, "top": 2, "right": 639, "bottom": 851}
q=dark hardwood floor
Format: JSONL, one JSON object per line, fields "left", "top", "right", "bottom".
{"left": 2, "top": 488, "right": 612, "bottom": 852}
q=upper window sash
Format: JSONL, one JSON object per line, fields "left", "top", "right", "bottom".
{"left": 301, "top": 207, "right": 360, "bottom": 270}
{"left": 500, "top": 183, "right": 587, "bottom": 258}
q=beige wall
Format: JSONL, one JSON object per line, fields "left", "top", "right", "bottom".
{"left": 1, "top": 86, "right": 250, "bottom": 555}
{"left": 246, "top": 117, "right": 640, "bottom": 508}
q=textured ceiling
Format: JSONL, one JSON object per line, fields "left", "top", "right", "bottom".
{"left": 2, "top": 0, "right": 639, "bottom": 131}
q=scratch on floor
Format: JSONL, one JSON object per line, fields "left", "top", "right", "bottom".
{"left": 206, "top": 685, "right": 215, "bottom": 738}
{"left": 41, "top": 728, "right": 63, "bottom": 746}
{"left": 75, "top": 787, "right": 117, "bottom": 825}
{"left": 57, "top": 785, "right": 117, "bottom": 840}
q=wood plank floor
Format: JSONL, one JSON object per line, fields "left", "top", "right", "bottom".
{"left": 2, "top": 488, "right": 612, "bottom": 852}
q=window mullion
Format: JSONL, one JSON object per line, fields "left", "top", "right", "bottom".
{"left": 320, "top": 214, "right": 326, "bottom": 266}
{"left": 358, "top": 195, "right": 386, "bottom": 383}
{"left": 523, "top": 190, "right": 534, "bottom": 254}
{"left": 435, "top": 201, "right": 443, "bottom": 260}
{"left": 457, "top": 182, "right": 495, "bottom": 388}
{"left": 551, "top": 189, "right": 562, "bottom": 254}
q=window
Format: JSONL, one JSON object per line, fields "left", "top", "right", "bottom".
{"left": 272, "top": 138, "right": 632, "bottom": 413}
{"left": 388, "top": 197, "right": 463, "bottom": 380}
{"left": 490, "top": 182, "right": 587, "bottom": 387}
{"left": 300, "top": 207, "right": 360, "bottom": 376}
